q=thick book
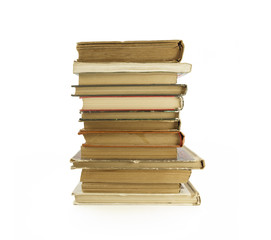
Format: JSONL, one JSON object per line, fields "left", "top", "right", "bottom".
{"left": 80, "top": 169, "right": 191, "bottom": 183}
{"left": 72, "top": 84, "right": 187, "bottom": 96}
{"left": 78, "top": 72, "right": 186, "bottom": 85}
{"left": 76, "top": 40, "right": 185, "bottom": 63}
{"left": 78, "top": 130, "right": 185, "bottom": 147}
{"left": 81, "top": 183, "right": 181, "bottom": 194}
{"left": 72, "top": 181, "right": 201, "bottom": 205}
{"left": 80, "top": 146, "right": 178, "bottom": 160}
{"left": 80, "top": 110, "right": 179, "bottom": 120}
{"left": 70, "top": 145, "right": 205, "bottom": 169}
{"left": 73, "top": 62, "right": 192, "bottom": 74}
{"left": 80, "top": 95, "right": 184, "bottom": 111}
{"left": 81, "top": 119, "right": 180, "bottom": 131}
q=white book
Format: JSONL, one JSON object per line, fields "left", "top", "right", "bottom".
{"left": 73, "top": 61, "right": 192, "bottom": 74}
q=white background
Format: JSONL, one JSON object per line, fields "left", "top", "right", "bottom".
{"left": 1, "top": 0, "right": 271, "bottom": 239}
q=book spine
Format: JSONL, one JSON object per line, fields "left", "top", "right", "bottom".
{"left": 179, "top": 132, "right": 185, "bottom": 147}
{"left": 179, "top": 95, "right": 184, "bottom": 110}
{"left": 177, "top": 119, "right": 181, "bottom": 131}
{"left": 177, "top": 40, "right": 184, "bottom": 62}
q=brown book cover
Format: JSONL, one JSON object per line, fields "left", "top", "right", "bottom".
{"left": 81, "top": 119, "right": 180, "bottom": 131}
{"left": 80, "top": 110, "right": 179, "bottom": 120}
{"left": 76, "top": 40, "right": 184, "bottom": 63}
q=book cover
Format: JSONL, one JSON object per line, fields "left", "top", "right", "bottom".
{"left": 72, "top": 84, "right": 187, "bottom": 96}
{"left": 78, "top": 130, "right": 185, "bottom": 147}
{"left": 73, "top": 62, "right": 192, "bottom": 74}
{"left": 76, "top": 40, "right": 185, "bottom": 63}
{"left": 70, "top": 145, "right": 205, "bottom": 169}
{"left": 80, "top": 95, "right": 184, "bottom": 111}
{"left": 72, "top": 181, "right": 201, "bottom": 205}
{"left": 81, "top": 119, "right": 181, "bottom": 131}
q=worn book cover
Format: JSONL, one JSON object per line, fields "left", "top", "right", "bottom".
{"left": 72, "top": 84, "right": 187, "bottom": 96}
{"left": 81, "top": 182, "right": 181, "bottom": 194}
{"left": 76, "top": 40, "right": 185, "bottom": 63}
{"left": 80, "top": 169, "right": 191, "bottom": 183}
{"left": 78, "top": 72, "right": 183, "bottom": 85}
{"left": 78, "top": 130, "right": 185, "bottom": 147}
{"left": 70, "top": 145, "right": 205, "bottom": 169}
{"left": 80, "top": 110, "right": 179, "bottom": 120}
{"left": 79, "top": 146, "right": 178, "bottom": 160}
{"left": 80, "top": 95, "right": 184, "bottom": 111}
{"left": 81, "top": 119, "right": 180, "bottom": 131}
{"left": 72, "top": 181, "right": 201, "bottom": 205}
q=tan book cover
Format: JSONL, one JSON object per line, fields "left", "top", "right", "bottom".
{"left": 78, "top": 72, "right": 182, "bottom": 85}
{"left": 70, "top": 145, "right": 205, "bottom": 169}
{"left": 81, "top": 183, "right": 180, "bottom": 194}
{"left": 79, "top": 130, "right": 185, "bottom": 147}
{"left": 80, "top": 146, "right": 178, "bottom": 160}
{"left": 72, "top": 84, "right": 187, "bottom": 96}
{"left": 72, "top": 181, "right": 201, "bottom": 205}
{"left": 80, "top": 110, "right": 179, "bottom": 120}
{"left": 76, "top": 40, "right": 184, "bottom": 63}
{"left": 80, "top": 95, "right": 184, "bottom": 111}
{"left": 81, "top": 119, "right": 180, "bottom": 131}
{"left": 80, "top": 169, "right": 191, "bottom": 184}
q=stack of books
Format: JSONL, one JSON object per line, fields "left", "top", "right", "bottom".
{"left": 71, "top": 40, "right": 205, "bottom": 205}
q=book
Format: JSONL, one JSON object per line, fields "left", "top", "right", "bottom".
{"left": 70, "top": 146, "right": 205, "bottom": 169}
{"left": 79, "top": 130, "right": 184, "bottom": 147}
{"left": 81, "top": 119, "right": 180, "bottom": 131}
{"left": 81, "top": 183, "right": 180, "bottom": 194}
{"left": 80, "top": 169, "right": 191, "bottom": 183}
{"left": 73, "top": 62, "right": 192, "bottom": 74}
{"left": 72, "top": 84, "right": 187, "bottom": 96}
{"left": 80, "top": 95, "right": 183, "bottom": 111}
{"left": 70, "top": 39, "right": 204, "bottom": 205}
{"left": 78, "top": 72, "right": 185, "bottom": 85}
{"left": 76, "top": 40, "right": 185, "bottom": 63}
{"left": 80, "top": 146, "right": 177, "bottom": 160}
{"left": 72, "top": 181, "right": 201, "bottom": 205}
{"left": 80, "top": 110, "right": 179, "bottom": 120}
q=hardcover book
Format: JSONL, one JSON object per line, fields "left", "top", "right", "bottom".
{"left": 80, "top": 169, "right": 191, "bottom": 183}
{"left": 72, "top": 84, "right": 187, "bottom": 96}
{"left": 72, "top": 181, "right": 201, "bottom": 205}
{"left": 70, "top": 145, "right": 205, "bottom": 169}
{"left": 80, "top": 146, "right": 178, "bottom": 160}
{"left": 76, "top": 40, "right": 185, "bottom": 63}
{"left": 81, "top": 119, "right": 180, "bottom": 131}
{"left": 80, "top": 95, "right": 184, "bottom": 111}
{"left": 81, "top": 182, "right": 181, "bottom": 194}
{"left": 80, "top": 110, "right": 179, "bottom": 120}
{"left": 78, "top": 72, "right": 185, "bottom": 85}
{"left": 73, "top": 62, "right": 192, "bottom": 74}
{"left": 78, "top": 130, "right": 185, "bottom": 147}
